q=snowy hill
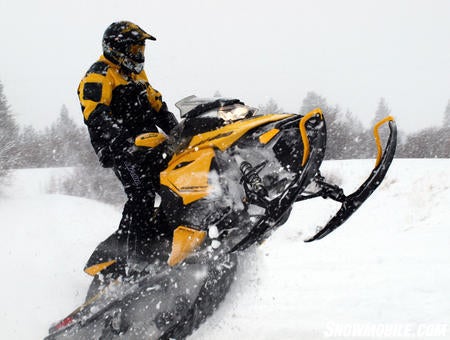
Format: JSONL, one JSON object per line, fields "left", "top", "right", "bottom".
{"left": 1, "top": 159, "right": 449, "bottom": 340}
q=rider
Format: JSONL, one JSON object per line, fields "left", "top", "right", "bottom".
{"left": 78, "top": 21, "right": 178, "bottom": 275}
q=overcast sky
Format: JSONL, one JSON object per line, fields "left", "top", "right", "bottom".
{"left": 0, "top": 0, "right": 449, "bottom": 133}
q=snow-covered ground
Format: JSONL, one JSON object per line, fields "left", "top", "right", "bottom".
{"left": 1, "top": 159, "right": 449, "bottom": 340}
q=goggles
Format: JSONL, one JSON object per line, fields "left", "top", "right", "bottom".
{"left": 129, "top": 44, "right": 145, "bottom": 57}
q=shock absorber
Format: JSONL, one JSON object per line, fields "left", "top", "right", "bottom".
{"left": 240, "top": 161, "right": 268, "bottom": 205}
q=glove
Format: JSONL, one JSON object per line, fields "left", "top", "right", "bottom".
{"left": 114, "top": 144, "right": 149, "bottom": 167}
{"left": 96, "top": 146, "right": 114, "bottom": 168}
{"left": 110, "top": 131, "right": 169, "bottom": 173}
{"left": 108, "top": 133, "right": 142, "bottom": 165}
{"left": 156, "top": 102, "right": 178, "bottom": 134}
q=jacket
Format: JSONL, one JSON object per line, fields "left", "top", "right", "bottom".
{"left": 78, "top": 55, "right": 177, "bottom": 167}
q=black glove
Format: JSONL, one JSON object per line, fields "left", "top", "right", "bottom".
{"left": 111, "top": 131, "right": 171, "bottom": 177}
{"left": 156, "top": 102, "right": 178, "bottom": 134}
{"left": 113, "top": 143, "right": 149, "bottom": 167}
{"left": 96, "top": 146, "right": 114, "bottom": 168}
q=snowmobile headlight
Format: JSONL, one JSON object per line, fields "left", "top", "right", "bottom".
{"left": 218, "top": 104, "right": 256, "bottom": 123}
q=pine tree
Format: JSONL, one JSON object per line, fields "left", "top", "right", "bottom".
{"left": 16, "top": 125, "right": 42, "bottom": 168}
{"left": 258, "top": 98, "right": 283, "bottom": 114}
{"left": 299, "top": 92, "right": 345, "bottom": 159}
{"left": 370, "top": 97, "right": 392, "bottom": 151}
{"left": 395, "top": 101, "right": 450, "bottom": 158}
{"left": 439, "top": 100, "right": 450, "bottom": 158}
{"left": 299, "top": 92, "right": 338, "bottom": 137}
{"left": 340, "top": 110, "right": 370, "bottom": 159}
{"left": 49, "top": 105, "right": 85, "bottom": 166}
{"left": 0, "top": 81, "right": 20, "bottom": 175}
{"left": 299, "top": 92, "right": 369, "bottom": 159}
{"left": 299, "top": 91, "right": 328, "bottom": 115}
{"left": 371, "top": 97, "right": 391, "bottom": 127}
{"left": 443, "top": 100, "right": 450, "bottom": 128}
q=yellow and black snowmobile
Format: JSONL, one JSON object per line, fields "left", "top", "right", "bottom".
{"left": 46, "top": 96, "right": 397, "bottom": 339}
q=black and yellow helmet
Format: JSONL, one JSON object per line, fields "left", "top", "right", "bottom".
{"left": 102, "top": 21, "right": 156, "bottom": 74}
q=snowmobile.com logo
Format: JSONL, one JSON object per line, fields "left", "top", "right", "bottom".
{"left": 324, "top": 322, "right": 448, "bottom": 338}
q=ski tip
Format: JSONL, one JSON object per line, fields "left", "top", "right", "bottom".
{"left": 303, "top": 227, "right": 324, "bottom": 243}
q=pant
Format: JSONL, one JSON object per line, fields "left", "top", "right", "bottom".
{"left": 85, "top": 146, "right": 171, "bottom": 275}
{"left": 114, "top": 159, "right": 158, "bottom": 235}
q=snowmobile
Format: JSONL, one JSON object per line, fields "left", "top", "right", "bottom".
{"left": 46, "top": 96, "right": 397, "bottom": 339}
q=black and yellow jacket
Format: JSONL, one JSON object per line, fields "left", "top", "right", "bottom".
{"left": 78, "top": 55, "right": 177, "bottom": 167}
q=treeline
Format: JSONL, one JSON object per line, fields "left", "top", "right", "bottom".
{"left": 258, "top": 92, "right": 450, "bottom": 160}
{"left": 0, "top": 81, "right": 125, "bottom": 202}
{"left": 14, "top": 105, "right": 97, "bottom": 168}
{"left": 1, "top": 80, "right": 449, "bottom": 199}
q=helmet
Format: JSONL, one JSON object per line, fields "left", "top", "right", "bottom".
{"left": 102, "top": 21, "right": 156, "bottom": 74}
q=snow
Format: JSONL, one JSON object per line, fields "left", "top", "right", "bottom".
{"left": 1, "top": 159, "right": 449, "bottom": 339}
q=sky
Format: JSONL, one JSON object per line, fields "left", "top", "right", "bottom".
{"left": 0, "top": 0, "right": 449, "bottom": 133}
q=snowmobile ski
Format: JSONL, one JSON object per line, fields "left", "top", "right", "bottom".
{"left": 305, "top": 116, "right": 397, "bottom": 242}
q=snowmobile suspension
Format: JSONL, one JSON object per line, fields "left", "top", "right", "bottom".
{"left": 240, "top": 161, "right": 269, "bottom": 206}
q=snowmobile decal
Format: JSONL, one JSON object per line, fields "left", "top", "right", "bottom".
{"left": 52, "top": 316, "right": 74, "bottom": 332}
{"left": 167, "top": 226, "right": 207, "bottom": 266}
{"left": 84, "top": 259, "right": 117, "bottom": 276}
{"left": 187, "top": 114, "right": 293, "bottom": 151}
{"left": 134, "top": 132, "right": 167, "bottom": 148}
{"left": 160, "top": 148, "right": 215, "bottom": 205}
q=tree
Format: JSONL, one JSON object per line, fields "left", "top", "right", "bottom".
{"left": 400, "top": 127, "right": 449, "bottom": 158}
{"left": 443, "top": 100, "right": 450, "bottom": 128}
{"left": 369, "top": 97, "right": 392, "bottom": 153}
{"left": 258, "top": 98, "right": 283, "bottom": 114}
{"left": 299, "top": 92, "right": 371, "bottom": 159}
{"left": 0, "top": 80, "right": 20, "bottom": 176}
{"left": 299, "top": 91, "right": 328, "bottom": 116}
{"left": 339, "top": 110, "right": 371, "bottom": 159}
{"left": 56, "top": 164, "right": 126, "bottom": 205}
{"left": 371, "top": 97, "right": 391, "bottom": 127}
{"left": 16, "top": 125, "right": 43, "bottom": 168}
{"left": 396, "top": 101, "right": 450, "bottom": 158}
{"left": 48, "top": 105, "right": 87, "bottom": 166}
{"left": 300, "top": 92, "right": 345, "bottom": 159}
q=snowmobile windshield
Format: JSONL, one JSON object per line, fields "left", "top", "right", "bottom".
{"left": 175, "top": 95, "right": 258, "bottom": 121}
